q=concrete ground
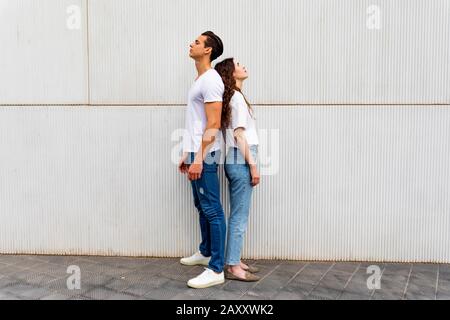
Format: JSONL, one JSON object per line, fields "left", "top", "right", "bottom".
{"left": 0, "top": 254, "right": 449, "bottom": 300}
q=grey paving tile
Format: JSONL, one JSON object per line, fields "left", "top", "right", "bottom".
{"left": 7, "top": 269, "right": 36, "bottom": 281}
{"left": 170, "top": 293, "right": 206, "bottom": 300}
{"left": 0, "top": 276, "right": 21, "bottom": 289}
{"left": 81, "top": 256, "right": 147, "bottom": 265}
{"left": 68, "top": 296, "right": 90, "bottom": 300}
{"left": 68, "top": 259, "right": 108, "bottom": 274}
{"left": 40, "top": 293, "right": 72, "bottom": 300}
{"left": 220, "top": 278, "right": 260, "bottom": 296}
{"left": 43, "top": 277, "right": 97, "bottom": 297}
{"left": 0, "top": 265, "right": 28, "bottom": 277}
{"left": 412, "top": 263, "right": 439, "bottom": 274}
{"left": 160, "top": 264, "right": 200, "bottom": 281}
{"left": 331, "top": 262, "right": 360, "bottom": 273}
{"left": 404, "top": 281, "right": 436, "bottom": 300}
{"left": 30, "top": 255, "right": 80, "bottom": 265}
{"left": 0, "top": 291, "right": 21, "bottom": 300}
{"left": 104, "top": 278, "right": 136, "bottom": 292}
{"left": 207, "top": 290, "right": 243, "bottom": 300}
{"left": 439, "top": 264, "right": 450, "bottom": 278}
{"left": 106, "top": 292, "right": 140, "bottom": 300}
{"left": 121, "top": 281, "right": 165, "bottom": 297}
{"left": 240, "top": 292, "right": 269, "bottom": 300}
{"left": 317, "top": 270, "right": 353, "bottom": 291}
{"left": 0, "top": 262, "right": 9, "bottom": 269}
{"left": 308, "top": 287, "right": 342, "bottom": 300}
{"left": 27, "top": 262, "right": 70, "bottom": 278}
{"left": 437, "top": 279, "right": 450, "bottom": 298}
{"left": 0, "top": 254, "right": 447, "bottom": 301}
{"left": 409, "top": 265, "right": 438, "bottom": 286}
{"left": 251, "top": 259, "right": 282, "bottom": 266}
{"left": 407, "top": 274, "right": 437, "bottom": 289}
{"left": 342, "top": 272, "right": 375, "bottom": 297}
{"left": 403, "top": 291, "right": 435, "bottom": 300}
{"left": 93, "top": 266, "right": 132, "bottom": 278}
{"left": 147, "top": 257, "right": 179, "bottom": 266}
{"left": 280, "top": 280, "right": 314, "bottom": 293}
{"left": 271, "top": 284, "right": 314, "bottom": 300}
{"left": 436, "top": 293, "right": 450, "bottom": 300}
{"left": 289, "top": 263, "right": 332, "bottom": 286}
{"left": 20, "top": 287, "right": 55, "bottom": 300}
{"left": 382, "top": 263, "right": 412, "bottom": 274}
{"left": 252, "top": 262, "right": 306, "bottom": 294}
{"left": 371, "top": 289, "right": 403, "bottom": 300}
{"left": 80, "top": 273, "right": 116, "bottom": 289}
{"left": 81, "top": 287, "right": 118, "bottom": 300}
{"left": 142, "top": 279, "right": 188, "bottom": 300}
{"left": 173, "top": 286, "right": 220, "bottom": 300}
{"left": 10, "top": 258, "right": 44, "bottom": 269}
{"left": 380, "top": 271, "right": 410, "bottom": 284}
{"left": 0, "top": 255, "right": 17, "bottom": 265}
{"left": 243, "top": 286, "right": 279, "bottom": 300}
{"left": 131, "top": 264, "right": 175, "bottom": 279}
{"left": 381, "top": 262, "right": 408, "bottom": 268}
{"left": 338, "top": 292, "right": 371, "bottom": 300}
{"left": 3, "top": 283, "right": 52, "bottom": 299}
{"left": 0, "top": 255, "right": 31, "bottom": 265}
{"left": 374, "top": 278, "right": 406, "bottom": 297}
{"left": 16, "top": 272, "right": 59, "bottom": 286}
{"left": 277, "top": 261, "right": 308, "bottom": 272}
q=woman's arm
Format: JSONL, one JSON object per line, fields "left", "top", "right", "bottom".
{"left": 234, "top": 127, "right": 260, "bottom": 186}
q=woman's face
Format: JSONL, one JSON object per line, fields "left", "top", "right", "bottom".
{"left": 233, "top": 61, "right": 248, "bottom": 81}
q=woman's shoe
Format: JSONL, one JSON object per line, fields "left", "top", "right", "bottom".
{"left": 224, "top": 269, "right": 260, "bottom": 282}
{"left": 245, "top": 265, "right": 260, "bottom": 273}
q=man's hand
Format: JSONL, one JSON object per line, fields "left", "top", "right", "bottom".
{"left": 250, "top": 164, "right": 260, "bottom": 186}
{"left": 178, "top": 153, "right": 189, "bottom": 174}
{"left": 188, "top": 162, "right": 203, "bottom": 181}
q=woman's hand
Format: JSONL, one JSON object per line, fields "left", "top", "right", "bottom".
{"left": 249, "top": 164, "right": 260, "bottom": 186}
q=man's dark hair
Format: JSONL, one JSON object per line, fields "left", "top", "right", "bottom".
{"left": 201, "top": 31, "right": 224, "bottom": 62}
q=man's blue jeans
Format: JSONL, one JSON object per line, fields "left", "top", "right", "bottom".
{"left": 187, "top": 150, "right": 226, "bottom": 273}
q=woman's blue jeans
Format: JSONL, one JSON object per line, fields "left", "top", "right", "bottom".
{"left": 224, "top": 145, "right": 258, "bottom": 266}
{"left": 187, "top": 150, "right": 226, "bottom": 273}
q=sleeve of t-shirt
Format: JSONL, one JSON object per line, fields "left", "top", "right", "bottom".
{"left": 231, "top": 93, "right": 248, "bottom": 130}
{"left": 202, "top": 74, "right": 224, "bottom": 103}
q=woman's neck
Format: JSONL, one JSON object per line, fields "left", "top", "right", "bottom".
{"left": 235, "top": 79, "right": 244, "bottom": 90}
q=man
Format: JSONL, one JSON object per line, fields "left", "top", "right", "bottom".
{"left": 178, "top": 31, "right": 226, "bottom": 288}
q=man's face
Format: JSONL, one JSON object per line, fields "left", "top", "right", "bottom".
{"left": 189, "top": 35, "right": 211, "bottom": 60}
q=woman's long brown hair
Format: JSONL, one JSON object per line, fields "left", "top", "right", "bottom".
{"left": 214, "top": 58, "right": 253, "bottom": 129}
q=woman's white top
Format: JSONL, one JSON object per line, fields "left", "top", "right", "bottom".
{"left": 225, "top": 91, "right": 259, "bottom": 148}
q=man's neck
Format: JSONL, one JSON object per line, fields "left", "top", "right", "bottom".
{"left": 195, "top": 58, "right": 212, "bottom": 78}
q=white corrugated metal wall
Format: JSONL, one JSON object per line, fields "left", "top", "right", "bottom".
{"left": 0, "top": 0, "right": 449, "bottom": 262}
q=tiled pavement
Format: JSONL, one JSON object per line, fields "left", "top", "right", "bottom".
{"left": 0, "top": 254, "right": 449, "bottom": 300}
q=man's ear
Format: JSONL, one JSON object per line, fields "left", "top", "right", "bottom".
{"left": 204, "top": 46, "right": 212, "bottom": 56}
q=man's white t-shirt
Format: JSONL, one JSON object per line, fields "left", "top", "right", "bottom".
{"left": 182, "top": 69, "right": 224, "bottom": 153}
{"left": 225, "top": 90, "right": 259, "bottom": 148}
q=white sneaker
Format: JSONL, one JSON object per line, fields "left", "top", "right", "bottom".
{"left": 180, "top": 251, "right": 211, "bottom": 266}
{"left": 187, "top": 268, "right": 225, "bottom": 289}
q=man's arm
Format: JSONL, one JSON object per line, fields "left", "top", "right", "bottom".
{"left": 188, "top": 101, "right": 222, "bottom": 180}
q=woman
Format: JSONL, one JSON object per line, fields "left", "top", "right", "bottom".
{"left": 215, "top": 58, "right": 260, "bottom": 281}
